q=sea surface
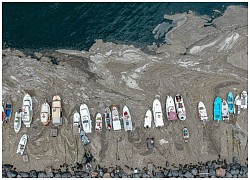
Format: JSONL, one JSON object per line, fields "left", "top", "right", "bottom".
{"left": 2, "top": 2, "right": 247, "bottom": 51}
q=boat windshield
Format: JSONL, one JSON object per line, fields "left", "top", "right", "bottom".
{"left": 82, "top": 120, "right": 89, "bottom": 123}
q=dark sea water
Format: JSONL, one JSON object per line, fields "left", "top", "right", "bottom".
{"left": 2, "top": 2, "right": 247, "bottom": 51}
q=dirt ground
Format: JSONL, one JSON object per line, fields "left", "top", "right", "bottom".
{"left": 2, "top": 5, "right": 248, "bottom": 173}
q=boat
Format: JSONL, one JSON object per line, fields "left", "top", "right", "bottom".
{"left": 234, "top": 94, "right": 241, "bottom": 115}
{"left": 111, "top": 105, "right": 121, "bottom": 131}
{"left": 22, "top": 93, "right": 33, "bottom": 127}
{"left": 174, "top": 94, "right": 186, "bottom": 120}
{"left": 40, "top": 100, "right": 51, "bottom": 126}
{"left": 16, "top": 134, "right": 28, "bottom": 155}
{"left": 227, "top": 92, "right": 234, "bottom": 114}
{"left": 222, "top": 99, "right": 229, "bottom": 121}
{"left": 241, "top": 91, "right": 247, "bottom": 109}
{"left": 2, "top": 105, "right": 5, "bottom": 123}
{"left": 144, "top": 110, "right": 152, "bottom": 128}
{"left": 152, "top": 99, "right": 164, "bottom": 127}
{"left": 104, "top": 107, "right": 112, "bottom": 130}
{"left": 213, "top": 97, "right": 222, "bottom": 121}
{"left": 95, "top": 113, "right": 102, "bottom": 131}
{"left": 198, "top": 101, "right": 208, "bottom": 122}
{"left": 52, "top": 95, "right": 62, "bottom": 126}
{"left": 73, "top": 111, "right": 81, "bottom": 135}
{"left": 4, "top": 96, "right": 12, "bottom": 122}
{"left": 14, "top": 109, "right": 22, "bottom": 133}
{"left": 80, "top": 104, "right": 92, "bottom": 133}
{"left": 123, "top": 105, "right": 133, "bottom": 132}
{"left": 183, "top": 127, "right": 189, "bottom": 143}
{"left": 80, "top": 130, "right": 90, "bottom": 146}
{"left": 166, "top": 95, "right": 178, "bottom": 121}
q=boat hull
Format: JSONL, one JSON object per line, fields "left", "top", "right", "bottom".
{"left": 80, "top": 104, "right": 92, "bottom": 133}
{"left": 52, "top": 95, "right": 62, "bottom": 126}
{"left": 22, "top": 93, "right": 33, "bottom": 127}
{"left": 241, "top": 91, "right": 247, "bottom": 109}
{"left": 111, "top": 105, "right": 121, "bottom": 131}
{"left": 16, "top": 134, "right": 28, "bottom": 155}
{"left": 104, "top": 107, "right": 112, "bottom": 130}
{"left": 166, "top": 96, "right": 178, "bottom": 121}
{"left": 174, "top": 94, "right": 186, "bottom": 121}
{"left": 95, "top": 113, "right": 103, "bottom": 131}
{"left": 153, "top": 99, "right": 164, "bottom": 127}
{"left": 222, "top": 100, "right": 229, "bottom": 121}
{"left": 227, "top": 92, "right": 234, "bottom": 114}
{"left": 14, "top": 111, "right": 22, "bottom": 133}
{"left": 41, "top": 102, "right": 51, "bottom": 126}
{"left": 144, "top": 110, "right": 152, "bottom": 128}
{"left": 198, "top": 101, "right": 208, "bottom": 121}
{"left": 123, "top": 106, "right": 132, "bottom": 132}
{"left": 214, "top": 97, "right": 222, "bottom": 121}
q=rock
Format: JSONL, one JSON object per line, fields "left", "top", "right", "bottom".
{"left": 167, "top": 170, "right": 172, "bottom": 177}
{"left": 231, "top": 169, "right": 240, "bottom": 175}
{"left": 2, "top": 171, "right": 7, "bottom": 178}
{"left": 7, "top": 170, "right": 18, "bottom": 178}
{"left": 172, "top": 170, "right": 179, "bottom": 177}
{"left": 155, "top": 172, "right": 164, "bottom": 178}
{"left": 226, "top": 172, "right": 232, "bottom": 178}
{"left": 178, "top": 170, "right": 184, "bottom": 178}
{"left": 209, "top": 168, "right": 216, "bottom": 177}
{"left": 12, "top": 50, "right": 25, "bottom": 58}
{"left": 103, "top": 172, "right": 111, "bottom": 178}
{"left": 54, "top": 173, "right": 62, "bottom": 178}
{"left": 226, "top": 164, "right": 231, "bottom": 171}
{"left": 191, "top": 168, "right": 198, "bottom": 175}
{"left": 216, "top": 168, "right": 226, "bottom": 177}
{"left": 233, "top": 156, "right": 238, "bottom": 164}
{"left": 29, "top": 170, "right": 38, "bottom": 178}
{"left": 46, "top": 172, "right": 54, "bottom": 178}
{"left": 19, "top": 171, "right": 29, "bottom": 178}
{"left": 142, "top": 173, "right": 150, "bottom": 178}
{"left": 91, "top": 170, "right": 99, "bottom": 178}
{"left": 17, "top": 175, "right": 22, "bottom": 178}
{"left": 34, "top": 52, "right": 43, "bottom": 59}
{"left": 233, "top": 174, "right": 238, "bottom": 178}
{"left": 206, "top": 161, "right": 212, "bottom": 167}
{"left": 2, "top": 164, "right": 13, "bottom": 171}
{"left": 61, "top": 171, "right": 72, "bottom": 178}
{"left": 184, "top": 171, "right": 192, "bottom": 178}
{"left": 40, "top": 56, "right": 51, "bottom": 63}
{"left": 163, "top": 169, "right": 169, "bottom": 176}
{"left": 242, "top": 173, "right": 248, "bottom": 178}
{"left": 38, "top": 171, "right": 47, "bottom": 178}
{"left": 240, "top": 166, "right": 248, "bottom": 174}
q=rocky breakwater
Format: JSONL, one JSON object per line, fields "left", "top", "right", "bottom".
{"left": 2, "top": 156, "right": 248, "bottom": 178}
{"left": 2, "top": 5, "right": 248, "bottom": 176}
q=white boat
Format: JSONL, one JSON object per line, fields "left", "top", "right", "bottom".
{"left": 52, "top": 95, "right": 62, "bottom": 126}
{"left": 222, "top": 99, "right": 229, "bottom": 121}
{"left": 198, "top": 101, "right": 208, "bottom": 121}
{"left": 241, "top": 91, "right": 247, "bottom": 109}
{"left": 111, "top": 105, "right": 121, "bottom": 131}
{"left": 144, "top": 110, "right": 152, "bottom": 128}
{"left": 80, "top": 104, "right": 92, "bottom": 133}
{"left": 166, "top": 95, "right": 178, "bottom": 121}
{"left": 234, "top": 94, "right": 241, "bottom": 115}
{"left": 95, "top": 113, "right": 102, "bottom": 131}
{"left": 174, "top": 94, "right": 186, "bottom": 121}
{"left": 73, "top": 111, "right": 81, "bottom": 134}
{"left": 123, "top": 106, "right": 132, "bottom": 132}
{"left": 104, "top": 107, "right": 112, "bottom": 130}
{"left": 152, "top": 99, "right": 164, "bottom": 127}
{"left": 16, "top": 134, "right": 28, "bottom": 155}
{"left": 40, "top": 100, "right": 50, "bottom": 126}
{"left": 22, "top": 93, "right": 33, "bottom": 127}
{"left": 14, "top": 109, "right": 22, "bottom": 133}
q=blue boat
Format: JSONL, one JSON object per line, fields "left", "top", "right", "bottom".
{"left": 214, "top": 96, "right": 222, "bottom": 121}
{"left": 227, "top": 92, "right": 234, "bottom": 114}
{"left": 4, "top": 97, "right": 12, "bottom": 121}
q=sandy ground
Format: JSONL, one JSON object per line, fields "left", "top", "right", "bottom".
{"left": 2, "top": 5, "right": 248, "bottom": 173}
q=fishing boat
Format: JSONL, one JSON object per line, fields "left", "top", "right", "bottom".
{"left": 183, "top": 127, "right": 189, "bottom": 143}
{"left": 14, "top": 109, "right": 22, "bottom": 133}
{"left": 227, "top": 92, "right": 234, "bottom": 114}
{"left": 40, "top": 100, "right": 51, "bottom": 126}
{"left": 222, "top": 99, "right": 229, "bottom": 121}
{"left": 166, "top": 95, "right": 178, "bottom": 121}
{"left": 198, "top": 101, "right": 208, "bottom": 122}
{"left": 104, "top": 107, "right": 112, "bottom": 130}
{"left": 73, "top": 111, "right": 81, "bottom": 135}
{"left": 95, "top": 113, "right": 102, "bottom": 131}
{"left": 4, "top": 96, "right": 12, "bottom": 122}
{"left": 241, "top": 91, "right": 247, "bottom": 109}
{"left": 111, "top": 105, "right": 121, "bottom": 131}
{"left": 174, "top": 94, "right": 186, "bottom": 121}
{"left": 144, "top": 110, "right": 152, "bottom": 128}
{"left": 52, "top": 95, "right": 62, "bottom": 126}
{"left": 123, "top": 105, "right": 132, "bottom": 132}
{"left": 234, "top": 94, "right": 241, "bottom": 115}
{"left": 2, "top": 105, "right": 5, "bottom": 123}
{"left": 152, "top": 99, "right": 164, "bottom": 127}
{"left": 16, "top": 134, "right": 28, "bottom": 155}
{"left": 22, "top": 93, "right": 33, "bottom": 127}
{"left": 213, "top": 96, "right": 222, "bottom": 121}
{"left": 80, "top": 104, "right": 92, "bottom": 133}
